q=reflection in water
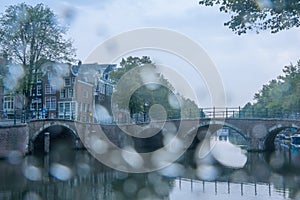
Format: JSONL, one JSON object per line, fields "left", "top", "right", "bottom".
{"left": 1, "top": 144, "right": 300, "bottom": 199}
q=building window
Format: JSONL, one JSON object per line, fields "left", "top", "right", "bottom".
{"left": 60, "top": 89, "right": 67, "bottom": 98}
{"left": 48, "top": 72, "right": 52, "bottom": 80}
{"left": 58, "top": 101, "right": 77, "bottom": 119}
{"left": 83, "top": 103, "right": 86, "bottom": 113}
{"left": 65, "top": 78, "right": 71, "bottom": 86}
{"left": 45, "top": 97, "right": 56, "bottom": 110}
{"left": 68, "top": 88, "right": 74, "bottom": 98}
{"left": 30, "top": 86, "right": 35, "bottom": 96}
{"left": 78, "top": 102, "right": 82, "bottom": 113}
{"left": 30, "top": 101, "right": 42, "bottom": 111}
{"left": 3, "top": 96, "right": 14, "bottom": 111}
{"left": 45, "top": 84, "right": 56, "bottom": 94}
{"left": 37, "top": 85, "right": 42, "bottom": 96}
{"left": 72, "top": 77, "right": 76, "bottom": 83}
{"left": 36, "top": 74, "right": 42, "bottom": 83}
{"left": 59, "top": 102, "right": 64, "bottom": 113}
{"left": 84, "top": 90, "right": 89, "bottom": 98}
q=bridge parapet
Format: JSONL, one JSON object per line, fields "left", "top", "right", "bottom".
{"left": 5, "top": 112, "right": 300, "bottom": 155}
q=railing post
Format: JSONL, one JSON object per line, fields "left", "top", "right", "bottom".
{"left": 252, "top": 107, "right": 254, "bottom": 118}
{"left": 213, "top": 107, "right": 215, "bottom": 119}
{"left": 238, "top": 106, "right": 241, "bottom": 118}
{"left": 265, "top": 108, "right": 268, "bottom": 118}
{"left": 200, "top": 108, "right": 203, "bottom": 119}
{"left": 44, "top": 132, "right": 50, "bottom": 154}
{"left": 14, "top": 110, "right": 16, "bottom": 125}
{"left": 226, "top": 108, "right": 228, "bottom": 118}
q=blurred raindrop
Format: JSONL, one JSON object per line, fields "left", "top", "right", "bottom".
{"left": 41, "top": 62, "right": 70, "bottom": 90}
{"left": 196, "top": 164, "right": 220, "bottom": 181}
{"left": 168, "top": 94, "right": 180, "bottom": 109}
{"left": 257, "top": 0, "right": 273, "bottom": 9}
{"left": 162, "top": 122, "right": 177, "bottom": 136}
{"left": 23, "top": 165, "right": 42, "bottom": 181}
{"left": 121, "top": 146, "right": 144, "bottom": 169}
{"left": 163, "top": 135, "right": 185, "bottom": 154}
{"left": 158, "top": 163, "right": 185, "bottom": 178}
{"left": 123, "top": 178, "right": 138, "bottom": 197}
{"left": 140, "top": 64, "right": 159, "bottom": 87}
{"left": 148, "top": 172, "right": 162, "bottom": 185}
{"left": 76, "top": 162, "right": 90, "bottom": 177}
{"left": 90, "top": 137, "right": 108, "bottom": 154}
{"left": 23, "top": 191, "right": 41, "bottom": 200}
{"left": 151, "top": 149, "right": 178, "bottom": 169}
{"left": 50, "top": 163, "right": 73, "bottom": 181}
{"left": 3, "top": 64, "right": 24, "bottom": 91}
{"left": 269, "top": 152, "right": 285, "bottom": 170}
{"left": 211, "top": 141, "right": 247, "bottom": 169}
{"left": 7, "top": 150, "right": 23, "bottom": 165}
{"left": 153, "top": 180, "right": 169, "bottom": 196}
{"left": 137, "top": 187, "right": 153, "bottom": 200}
{"left": 93, "top": 105, "right": 112, "bottom": 123}
{"left": 230, "top": 170, "right": 249, "bottom": 183}
{"left": 148, "top": 104, "right": 167, "bottom": 121}
{"left": 59, "top": 4, "right": 77, "bottom": 25}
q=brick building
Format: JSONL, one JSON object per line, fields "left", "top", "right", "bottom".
{"left": 0, "top": 58, "right": 116, "bottom": 122}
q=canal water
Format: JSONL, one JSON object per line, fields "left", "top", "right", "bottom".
{"left": 1, "top": 142, "right": 300, "bottom": 200}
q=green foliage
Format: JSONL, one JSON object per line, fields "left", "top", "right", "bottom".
{"left": 0, "top": 3, "right": 76, "bottom": 94}
{"left": 111, "top": 56, "right": 200, "bottom": 119}
{"left": 110, "top": 56, "right": 152, "bottom": 83}
{"left": 242, "top": 61, "right": 300, "bottom": 118}
{"left": 199, "top": 0, "right": 300, "bottom": 34}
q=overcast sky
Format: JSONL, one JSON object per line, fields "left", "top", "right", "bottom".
{"left": 2, "top": 0, "right": 300, "bottom": 108}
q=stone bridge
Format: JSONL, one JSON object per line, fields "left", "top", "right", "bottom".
{"left": 24, "top": 117, "right": 300, "bottom": 153}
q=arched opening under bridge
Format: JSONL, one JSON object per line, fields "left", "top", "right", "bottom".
{"left": 32, "top": 125, "right": 79, "bottom": 155}
{"left": 264, "top": 125, "right": 299, "bottom": 151}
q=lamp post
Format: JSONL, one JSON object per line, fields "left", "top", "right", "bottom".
{"left": 144, "top": 101, "right": 149, "bottom": 123}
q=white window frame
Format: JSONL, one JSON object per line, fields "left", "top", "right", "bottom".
{"left": 65, "top": 78, "right": 71, "bottom": 86}
{"left": 45, "top": 84, "right": 56, "bottom": 94}
{"left": 3, "top": 96, "right": 14, "bottom": 112}
{"left": 60, "top": 89, "right": 67, "bottom": 99}
{"left": 37, "top": 85, "right": 42, "bottom": 96}
{"left": 45, "top": 97, "right": 56, "bottom": 110}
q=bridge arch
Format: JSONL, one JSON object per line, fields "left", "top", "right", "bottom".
{"left": 30, "top": 122, "right": 79, "bottom": 153}
{"left": 264, "top": 124, "right": 300, "bottom": 151}
{"left": 188, "top": 120, "right": 247, "bottom": 148}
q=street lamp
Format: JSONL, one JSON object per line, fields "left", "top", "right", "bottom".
{"left": 144, "top": 101, "right": 149, "bottom": 123}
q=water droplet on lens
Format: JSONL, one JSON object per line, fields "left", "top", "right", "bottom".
{"left": 50, "top": 163, "right": 72, "bottom": 181}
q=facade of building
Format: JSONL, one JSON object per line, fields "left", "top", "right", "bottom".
{"left": 0, "top": 59, "right": 116, "bottom": 122}
{"left": 0, "top": 55, "right": 24, "bottom": 119}
{"left": 29, "top": 69, "right": 43, "bottom": 118}
{"left": 43, "top": 61, "right": 95, "bottom": 122}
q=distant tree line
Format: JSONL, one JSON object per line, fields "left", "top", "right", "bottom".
{"left": 110, "top": 56, "right": 201, "bottom": 120}
{"left": 241, "top": 61, "right": 300, "bottom": 118}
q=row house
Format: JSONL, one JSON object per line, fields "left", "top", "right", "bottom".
{"left": 42, "top": 62, "right": 115, "bottom": 122}
{"left": 42, "top": 61, "right": 94, "bottom": 122}
{"left": 0, "top": 55, "right": 24, "bottom": 119}
{"left": 0, "top": 57, "right": 116, "bottom": 122}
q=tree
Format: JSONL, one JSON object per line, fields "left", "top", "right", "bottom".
{"left": 199, "top": 0, "right": 300, "bottom": 34}
{"left": 242, "top": 60, "right": 300, "bottom": 118}
{"left": 0, "top": 3, "right": 76, "bottom": 95}
{"left": 110, "top": 56, "right": 199, "bottom": 120}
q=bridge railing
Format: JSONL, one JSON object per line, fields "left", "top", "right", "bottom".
{"left": 0, "top": 109, "right": 25, "bottom": 125}
{"left": 1, "top": 107, "right": 300, "bottom": 126}
{"left": 199, "top": 107, "right": 300, "bottom": 120}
